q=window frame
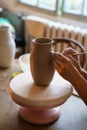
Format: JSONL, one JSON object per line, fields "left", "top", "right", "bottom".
{"left": 18, "top": 0, "right": 87, "bottom": 21}
{"left": 18, "top": 0, "right": 59, "bottom": 14}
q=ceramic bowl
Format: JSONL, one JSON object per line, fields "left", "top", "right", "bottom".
{"left": 19, "top": 53, "right": 30, "bottom": 72}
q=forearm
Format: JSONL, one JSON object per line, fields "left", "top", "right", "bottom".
{"left": 70, "top": 70, "right": 87, "bottom": 105}
{"left": 80, "top": 68, "right": 87, "bottom": 80}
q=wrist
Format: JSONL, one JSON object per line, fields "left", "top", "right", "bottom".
{"left": 68, "top": 68, "right": 84, "bottom": 85}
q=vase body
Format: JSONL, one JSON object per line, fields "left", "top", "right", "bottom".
{"left": 30, "top": 37, "right": 55, "bottom": 86}
{"left": 0, "top": 26, "right": 16, "bottom": 67}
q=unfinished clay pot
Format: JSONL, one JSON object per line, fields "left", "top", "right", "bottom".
{"left": 30, "top": 37, "right": 55, "bottom": 86}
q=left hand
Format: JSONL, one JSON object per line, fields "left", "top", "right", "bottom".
{"left": 62, "top": 47, "right": 78, "bottom": 60}
{"left": 62, "top": 47, "right": 81, "bottom": 72}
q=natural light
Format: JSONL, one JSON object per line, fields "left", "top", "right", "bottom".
{"left": 19, "top": 0, "right": 87, "bottom": 17}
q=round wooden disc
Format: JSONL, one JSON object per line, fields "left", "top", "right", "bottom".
{"left": 8, "top": 71, "right": 72, "bottom": 109}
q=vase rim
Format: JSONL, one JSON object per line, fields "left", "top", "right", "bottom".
{"left": 32, "top": 37, "right": 53, "bottom": 45}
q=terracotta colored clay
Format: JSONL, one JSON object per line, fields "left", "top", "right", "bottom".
{"left": 30, "top": 37, "right": 55, "bottom": 86}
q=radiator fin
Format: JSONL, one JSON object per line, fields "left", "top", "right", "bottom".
{"left": 45, "top": 23, "right": 87, "bottom": 52}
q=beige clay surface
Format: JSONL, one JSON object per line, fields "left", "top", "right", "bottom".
{"left": 8, "top": 70, "right": 72, "bottom": 108}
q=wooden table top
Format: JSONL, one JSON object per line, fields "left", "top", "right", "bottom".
{"left": 0, "top": 59, "right": 87, "bottom": 130}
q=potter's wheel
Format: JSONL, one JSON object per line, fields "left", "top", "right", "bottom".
{"left": 8, "top": 70, "right": 72, "bottom": 125}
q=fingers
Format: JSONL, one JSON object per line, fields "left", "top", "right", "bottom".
{"left": 62, "top": 47, "right": 78, "bottom": 56}
{"left": 52, "top": 53, "right": 61, "bottom": 67}
{"left": 62, "top": 48, "right": 79, "bottom": 61}
{"left": 52, "top": 58, "right": 63, "bottom": 73}
{"left": 53, "top": 52, "right": 70, "bottom": 64}
{"left": 67, "top": 55, "right": 78, "bottom": 62}
{"left": 52, "top": 55, "right": 64, "bottom": 74}
{"left": 51, "top": 52, "right": 67, "bottom": 74}
{"left": 67, "top": 55, "right": 80, "bottom": 68}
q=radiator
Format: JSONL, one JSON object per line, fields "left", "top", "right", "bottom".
{"left": 45, "top": 21, "right": 87, "bottom": 52}
{"left": 25, "top": 15, "right": 87, "bottom": 52}
{"left": 25, "top": 16, "right": 87, "bottom": 69}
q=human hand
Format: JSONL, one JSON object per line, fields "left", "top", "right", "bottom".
{"left": 62, "top": 47, "right": 78, "bottom": 60}
{"left": 51, "top": 52, "right": 80, "bottom": 82}
{"left": 62, "top": 47, "right": 81, "bottom": 72}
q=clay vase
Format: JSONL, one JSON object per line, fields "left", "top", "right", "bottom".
{"left": 30, "top": 37, "right": 55, "bottom": 86}
{"left": 0, "top": 26, "right": 16, "bottom": 68}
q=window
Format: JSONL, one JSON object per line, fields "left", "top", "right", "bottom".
{"left": 19, "top": 0, "right": 58, "bottom": 12}
{"left": 19, "top": 0, "right": 87, "bottom": 17}
{"left": 63, "top": 0, "right": 87, "bottom": 16}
